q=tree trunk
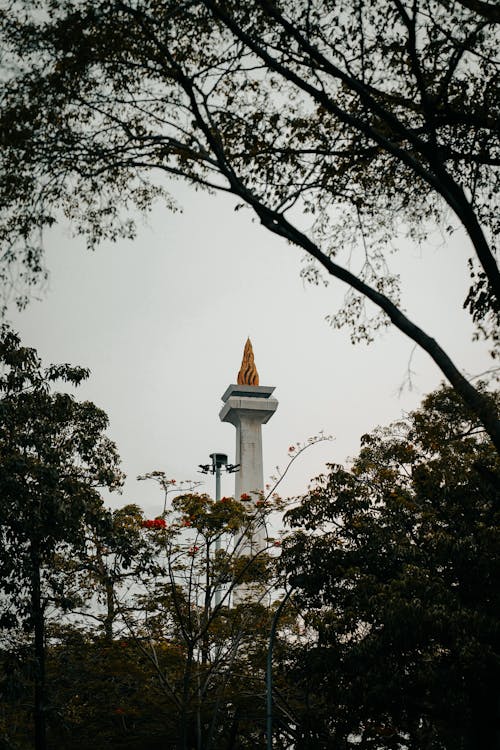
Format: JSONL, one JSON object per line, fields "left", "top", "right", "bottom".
{"left": 181, "top": 647, "right": 194, "bottom": 750}
{"left": 30, "top": 541, "right": 46, "bottom": 750}
{"left": 104, "top": 574, "right": 115, "bottom": 643}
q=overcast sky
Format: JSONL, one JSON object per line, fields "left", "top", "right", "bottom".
{"left": 7, "top": 178, "right": 491, "bottom": 518}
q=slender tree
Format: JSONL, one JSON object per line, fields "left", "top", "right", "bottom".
{"left": 126, "top": 489, "right": 285, "bottom": 750}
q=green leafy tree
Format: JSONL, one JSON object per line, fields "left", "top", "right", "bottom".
{"left": 0, "top": 326, "right": 124, "bottom": 750}
{"left": 282, "top": 385, "right": 500, "bottom": 749}
{"left": 0, "top": 1, "right": 499, "bottom": 446}
{"left": 0, "top": 438, "right": 323, "bottom": 749}
{"left": 47, "top": 628, "right": 180, "bottom": 750}
{"left": 1, "top": 627, "right": 183, "bottom": 750}
{"left": 57, "top": 503, "right": 164, "bottom": 644}
{"left": 117, "top": 443, "right": 326, "bottom": 749}
{"left": 126, "top": 490, "right": 284, "bottom": 750}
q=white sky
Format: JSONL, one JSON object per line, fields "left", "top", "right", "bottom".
{"left": 7, "top": 179, "right": 491, "bottom": 518}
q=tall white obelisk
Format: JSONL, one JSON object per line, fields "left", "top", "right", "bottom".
{"left": 219, "top": 339, "right": 278, "bottom": 552}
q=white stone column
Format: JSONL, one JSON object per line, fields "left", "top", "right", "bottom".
{"left": 219, "top": 384, "right": 278, "bottom": 552}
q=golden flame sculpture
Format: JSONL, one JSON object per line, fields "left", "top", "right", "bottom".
{"left": 237, "top": 338, "right": 259, "bottom": 386}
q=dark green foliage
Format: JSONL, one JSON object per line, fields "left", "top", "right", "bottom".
{"left": 0, "top": 326, "right": 123, "bottom": 749}
{"left": 0, "top": 325, "right": 123, "bottom": 629}
{"left": 0, "top": 453, "right": 289, "bottom": 749}
{"left": 0, "top": 632, "right": 182, "bottom": 750}
{"left": 0, "top": 1, "right": 499, "bottom": 446}
{"left": 283, "top": 385, "right": 500, "bottom": 748}
{"left": 1, "top": 327, "right": 498, "bottom": 749}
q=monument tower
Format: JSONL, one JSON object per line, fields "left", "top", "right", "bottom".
{"left": 219, "top": 339, "right": 278, "bottom": 552}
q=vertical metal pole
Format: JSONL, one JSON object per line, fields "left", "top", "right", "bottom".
{"left": 215, "top": 464, "right": 221, "bottom": 504}
{"left": 214, "top": 461, "right": 222, "bottom": 606}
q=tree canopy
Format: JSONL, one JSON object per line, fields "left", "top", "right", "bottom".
{"left": 0, "top": 325, "right": 123, "bottom": 749}
{"left": 283, "top": 384, "right": 500, "bottom": 748}
{"left": 0, "top": 0, "right": 500, "bottom": 448}
{"left": 0, "top": 325, "right": 124, "bottom": 629}
{"left": 1, "top": 374, "right": 498, "bottom": 748}
{"left": 0, "top": 0, "right": 499, "bottom": 446}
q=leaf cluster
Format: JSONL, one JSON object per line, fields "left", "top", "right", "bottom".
{"left": 0, "top": 1, "right": 498, "bottom": 334}
{"left": 0, "top": 326, "right": 124, "bottom": 630}
{"left": 282, "top": 384, "right": 500, "bottom": 747}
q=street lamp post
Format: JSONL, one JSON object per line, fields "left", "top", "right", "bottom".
{"left": 198, "top": 453, "right": 239, "bottom": 605}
